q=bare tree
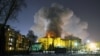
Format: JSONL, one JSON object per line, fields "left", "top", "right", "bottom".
{"left": 27, "top": 30, "right": 37, "bottom": 43}
{"left": 27, "top": 30, "right": 38, "bottom": 52}
{"left": 0, "top": 0, "right": 26, "bottom": 25}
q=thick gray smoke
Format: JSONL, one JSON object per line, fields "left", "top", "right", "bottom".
{"left": 31, "top": 3, "right": 89, "bottom": 40}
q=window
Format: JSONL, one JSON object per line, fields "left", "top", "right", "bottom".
{"left": 9, "top": 38, "right": 13, "bottom": 42}
{"left": 8, "top": 42, "right": 12, "bottom": 45}
{"left": 8, "top": 28, "right": 10, "bottom": 31}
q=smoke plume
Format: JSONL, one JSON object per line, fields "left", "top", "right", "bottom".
{"left": 31, "top": 3, "right": 89, "bottom": 40}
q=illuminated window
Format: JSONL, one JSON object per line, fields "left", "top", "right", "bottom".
{"left": 9, "top": 47, "right": 12, "bottom": 50}
{"left": 8, "top": 28, "right": 10, "bottom": 31}
{"left": 9, "top": 34, "right": 12, "bottom": 36}
{"left": 9, "top": 38, "right": 13, "bottom": 42}
{"left": 8, "top": 42, "right": 12, "bottom": 45}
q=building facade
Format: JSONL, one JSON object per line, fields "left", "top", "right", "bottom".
{"left": 3, "top": 25, "right": 31, "bottom": 53}
{"left": 38, "top": 35, "right": 81, "bottom": 51}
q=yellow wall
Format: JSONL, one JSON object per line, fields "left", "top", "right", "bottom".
{"left": 38, "top": 37, "right": 53, "bottom": 50}
{"left": 54, "top": 38, "right": 65, "bottom": 47}
{"left": 38, "top": 37, "right": 81, "bottom": 50}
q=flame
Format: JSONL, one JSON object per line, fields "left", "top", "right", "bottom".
{"left": 46, "top": 31, "right": 55, "bottom": 38}
{"left": 47, "top": 32, "right": 51, "bottom": 38}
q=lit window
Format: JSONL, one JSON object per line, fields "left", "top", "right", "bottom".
{"left": 9, "top": 38, "right": 13, "bottom": 42}
{"left": 8, "top": 28, "right": 10, "bottom": 31}
{"left": 9, "top": 38, "right": 10, "bottom": 41}
{"left": 8, "top": 43, "right": 12, "bottom": 45}
{"left": 9, "top": 34, "right": 12, "bottom": 36}
{"left": 9, "top": 47, "right": 12, "bottom": 50}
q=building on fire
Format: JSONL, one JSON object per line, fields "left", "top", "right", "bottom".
{"left": 33, "top": 31, "right": 82, "bottom": 52}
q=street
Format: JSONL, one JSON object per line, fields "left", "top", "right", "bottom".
{"left": 10, "top": 53, "right": 100, "bottom": 56}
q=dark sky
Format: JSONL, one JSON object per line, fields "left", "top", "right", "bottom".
{"left": 8, "top": 0, "right": 100, "bottom": 42}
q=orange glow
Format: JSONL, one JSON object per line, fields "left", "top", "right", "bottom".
{"left": 46, "top": 31, "right": 55, "bottom": 38}
{"left": 47, "top": 32, "right": 51, "bottom": 38}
